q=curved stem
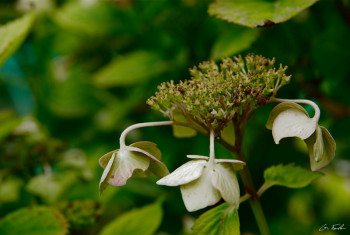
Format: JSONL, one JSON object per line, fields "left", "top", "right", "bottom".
{"left": 239, "top": 193, "right": 251, "bottom": 203}
{"left": 270, "top": 98, "right": 320, "bottom": 122}
{"left": 239, "top": 182, "right": 274, "bottom": 204}
{"left": 257, "top": 182, "right": 274, "bottom": 197}
{"left": 119, "top": 121, "right": 173, "bottom": 148}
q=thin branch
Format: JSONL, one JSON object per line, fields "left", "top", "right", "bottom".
{"left": 240, "top": 193, "right": 251, "bottom": 203}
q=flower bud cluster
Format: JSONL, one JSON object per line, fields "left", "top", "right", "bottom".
{"left": 58, "top": 199, "right": 101, "bottom": 228}
{"left": 147, "top": 54, "right": 290, "bottom": 131}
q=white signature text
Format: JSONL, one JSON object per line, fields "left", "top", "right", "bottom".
{"left": 319, "top": 224, "right": 346, "bottom": 231}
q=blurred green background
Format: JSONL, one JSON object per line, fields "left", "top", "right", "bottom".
{"left": 0, "top": 0, "right": 350, "bottom": 234}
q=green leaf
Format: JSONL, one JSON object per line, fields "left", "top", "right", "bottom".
{"left": 305, "top": 126, "right": 336, "bottom": 171}
{"left": 0, "top": 12, "right": 35, "bottom": 67}
{"left": 209, "top": 0, "right": 318, "bottom": 28}
{"left": 266, "top": 102, "right": 309, "bottom": 130}
{"left": 131, "top": 141, "right": 169, "bottom": 177}
{"left": 221, "top": 121, "right": 235, "bottom": 145}
{"left": 26, "top": 173, "right": 76, "bottom": 203}
{"left": 263, "top": 164, "right": 322, "bottom": 194}
{"left": 0, "top": 114, "right": 21, "bottom": 143}
{"left": 311, "top": 11, "right": 350, "bottom": 83}
{"left": 53, "top": 2, "right": 116, "bottom": 35}
{"left": 94, "top": 51, "right": 168, "bottom": 87}
{"left": 211, "top": 28, "right": 258, "bottom": 60}
{"left": 0, "top": 206, "right": 68, "bottom": 235}
{"left": 0, "top": 177, "right": 23, "bottom": 203}
{"left": 192, "top": 203, "right": 239, "bottom": 235}
{"left": 47, "top": 68, "right": 96, "bottom": 118}
{"left": 99, "top": 201, "right": 163, "bottom": 235}
{"left": 172, "top": 112, "right": 197, "bottom": 138}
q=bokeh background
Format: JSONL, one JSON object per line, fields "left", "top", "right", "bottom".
{"left": 0, "top": 0, "right": 350, "bottom": 234}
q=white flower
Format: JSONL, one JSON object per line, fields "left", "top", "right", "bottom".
{"left": 266, "top": 102, "right": 317, "bottom": 144}
{"left": 157, "top": 155, "right": 245, "bottom": 212}
{"left": 266, "top": 101, "right": 336, "bottom": 171}
{"left": 99, "top": 141, "right": 169, "bottom": 195}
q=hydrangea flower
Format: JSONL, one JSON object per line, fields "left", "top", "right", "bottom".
{"left": 157, "top": 155, "right": 245, "bottom": 212}
{"left": 266, "top": 101, "right": 336, "bottom": 171}
{"left": 99, "top": 141, "right": 169, "bottom": 195}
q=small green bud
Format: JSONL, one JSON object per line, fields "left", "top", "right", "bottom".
{"left": 57, "top": 199, "right": 101, "bottom": 228}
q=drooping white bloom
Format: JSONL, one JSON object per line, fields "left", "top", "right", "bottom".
{"left": 272, "top": 108, "right": 316, "bottom": 144}
{"left": 99, "top": 141, "right": 169, "bottom": 195}
{"left": 157, "top": 155, "right": 245, "bottom": 212}
{"left": 266, "top": 102, "right": 317, "bottom": 144}
{"left": 266, "top": 101, "right": 336, "bottom": 171}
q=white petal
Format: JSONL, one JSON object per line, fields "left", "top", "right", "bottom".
{"left": 180, "top": 167, "right": 221, "bottom": 212}
{"left": 215, "top": 159, "right": 245, "bottom": 171}
{"left": 211, "top": 163, "right": 240, "bottom": 208}
{"left": 98, "top": 150, "right": 117, "bottom": 168}
{"left": 156, "top": 160, "right": 206, "bottom": 186}
{"left": 125, "top": 146, "right": 166, "bottom": 167}
{"left": 272, "top": 108, "right": 317, "bottom": 144}
{"left": 187, "top": 155, "right": 209, "bottom": 160}
{"left": 108, "top": 150, "right": 150, "bottom": 186}
{"left": 99, "top": 153, "right": 116, "bottom": 185}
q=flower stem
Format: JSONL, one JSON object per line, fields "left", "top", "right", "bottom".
{"left": 233, "top": 117, "right": 270, "bottom": 235}
{"left": 119, "top": 121, "right": 173, "bottom": 148}
{"left": 239, "top": 193, "right": 250, "bottom": 203}
{"left": 270, "top": 98, "right": 320, "bottom": 122}
{"left": 257, "top": 182, "right": 274, "bottom": 197}
{"left": 208, "top": 129, "right": 215, "bottom": 168}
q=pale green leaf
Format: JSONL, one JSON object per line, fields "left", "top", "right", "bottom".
{"left": 192, "top": 203, "right": 240, "bottom": 235}
{"left": 0, "top": 206, "right": 68, "bottom": 235}
{"left": 26, "top": 173, "right": 76, "bottom": 203}
{"left": 99, "top": 150, "right": 118, "bottom": 168}
{"left": 209, "top": 0, "right": 318, "bottom": 28}
{"left": 99, "top": 201, "right": 163, "bottom": 235}
{"left": 130, "top": 142, "right": 162, "bottom": 160}
{"left": 131, "top": 141, "right": 169, "bottom": 177}
{"left": 53, "top": 2, "right": 116, "bottom": 35}
{"left": 211, "top": 28, "right": 258, "bottom": 60}
{"left": 0, "top": 12, "right": 35, "bottom": 67}
{"left": 221, "top": 121, "right": 235, "bottom": 145}
{"left": 60, "top": 149, "right": 89, "bottom": 170}
{"left": 0, "top": 117, "right": 21, "bottom": 143}
{"left": 46, "top": 69, "right": 94, "bottom": 118}
{"left": 0, "top": 177, "right": 23, "bottom": 203}
{"left": 172, "top": 112, "right": 197, "bottom": 138}
{"left": 305, "top": 126, "right": 336, "bottom": 171}
{"left": 266, "top": 102, "right": 309, "bottom": 130}
{"left": 94, "top": 51, "right": 168, "bottom": 87}
{"left": 263, "top": 164, "right": 322, "bottom": 193}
